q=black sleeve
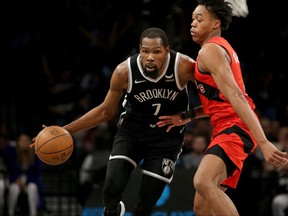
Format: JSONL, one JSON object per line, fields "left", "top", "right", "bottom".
{"left": 188, "top": 81, "right": 201, "bottom": 108}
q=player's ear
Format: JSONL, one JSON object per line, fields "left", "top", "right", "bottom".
{"left": 213, "top": 19, "right": 221, "bottom": 29}
{"left": 166, "top": 45, "right": 170, "bottom": 52}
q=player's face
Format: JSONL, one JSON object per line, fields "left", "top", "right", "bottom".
{"left": 139, "top": 37, "right": 169, "bottom": 78}
{"left": 190, "top": 5, "right": 219, "bottom": 45}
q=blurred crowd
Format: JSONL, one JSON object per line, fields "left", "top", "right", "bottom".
{"left": 0, "top": 0, "right": 288, "bottom": 215}
{"left": 0, "top": 0, "right": 287, "bottom": 135}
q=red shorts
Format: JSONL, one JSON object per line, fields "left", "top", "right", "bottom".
{"left": 206, "top": 124, "right": 257, "bottom": 188}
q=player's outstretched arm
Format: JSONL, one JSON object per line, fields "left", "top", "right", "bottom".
{"left": 157, "top": 106, "right": 207, "bottom": 132}
{"left": 157, "top": 114, "right": 191, "bottom": 132}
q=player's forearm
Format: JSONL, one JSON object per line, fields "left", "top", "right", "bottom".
{"left": 230, "top": 94, "right": 268, "bottom": 146}
{"left": 180, "top": 105, "right": 208, "bottom": 120}
{"left": 64, "top": 107, "right": 113, "bottom": 135}
{"left": 194, "top": 106, "right": 208, "bottom": 119}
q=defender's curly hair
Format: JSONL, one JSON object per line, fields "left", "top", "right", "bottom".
{"left": 197, "top": 0, "right": 233, "bottom": 32}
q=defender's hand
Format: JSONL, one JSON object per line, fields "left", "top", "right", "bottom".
{"left": 157, "top": 114, "right": 191, "bottom": 132}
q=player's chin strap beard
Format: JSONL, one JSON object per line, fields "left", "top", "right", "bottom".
{"left": 144, "top": 53, "right": 167, "bottom": 79}
{"left": 144, "top": 68, "right": 158, "bottom": 79}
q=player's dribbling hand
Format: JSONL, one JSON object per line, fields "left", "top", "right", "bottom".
{"left": 30, "top": 124, "right": 47, "bottom": 149}
{"left": 157, "top": 114, "right": 191, "bottom": 132}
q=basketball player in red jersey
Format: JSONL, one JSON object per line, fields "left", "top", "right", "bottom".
{"left": 157, "top": 0, "right": 288, "bottom": 215}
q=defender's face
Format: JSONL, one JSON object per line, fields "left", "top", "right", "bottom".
{"left": 139, "top": 37, "right": 169, "bottom": 77}
{"left": 190, "top": 5, "right": 216, "bottom": 45}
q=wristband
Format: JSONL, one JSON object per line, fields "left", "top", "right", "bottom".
{"left": 180, "top": 109, "right": 196, "bottom": 120}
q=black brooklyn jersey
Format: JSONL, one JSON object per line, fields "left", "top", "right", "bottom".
{"left": 121, "top": 50, "right": 189, "bottom": 125}
{"left": 112, "top": 50, "right": 188, "bottom": 174}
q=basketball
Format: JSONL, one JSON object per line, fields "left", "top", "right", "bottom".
{"left": 34, "top": 125, "right": 74, "bottom": 165}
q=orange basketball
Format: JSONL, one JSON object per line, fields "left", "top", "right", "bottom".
{"left": 34, "top": 125, "right": 74, "bottom": 165}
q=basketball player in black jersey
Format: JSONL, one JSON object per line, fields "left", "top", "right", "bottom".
{"left": 31, "top": 27, "right": 204, "bottom": 215}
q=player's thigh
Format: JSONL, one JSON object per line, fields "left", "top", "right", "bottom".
{"left": 194, "top": 153, "right": 227, "bottom": 187}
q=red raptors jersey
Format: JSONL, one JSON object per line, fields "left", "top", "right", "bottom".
{"left": 195, "top": 36, "right": 256, "bottom": 136}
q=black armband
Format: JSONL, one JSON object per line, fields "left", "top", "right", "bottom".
{"left": 180, "top": 109, "right": 196, "bottom": 120}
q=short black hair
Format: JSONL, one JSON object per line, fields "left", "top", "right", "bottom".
{"left": 197, "top": 0, "right": 233, "bottom": 31}
{"left": 140, "top": 27, "right": 169, "bottom": 47}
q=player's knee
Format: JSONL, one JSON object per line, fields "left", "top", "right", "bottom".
{"left": 193, "top": 175, "right": 208, "bottom": 193}
{"left": 193, "top": 205, "right": 201, "bottom": 216}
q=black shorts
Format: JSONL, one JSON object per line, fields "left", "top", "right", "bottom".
{"left": 110, "top": 116, "right": 185, "bottom": 183}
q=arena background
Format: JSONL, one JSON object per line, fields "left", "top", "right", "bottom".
{"left": 0, "top": 0, "right": 287, "bottom": 215}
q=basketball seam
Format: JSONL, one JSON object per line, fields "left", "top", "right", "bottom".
{"left": 35, "top": 126, "right": 73, "bottom": 165}
{"left": 38, "top": 144, "right": 73, "bottom": 154}
{"left": 36, "top": 133, "right": 72, "bottom": 150}
{"left": 37, "top": 149, "right": 73, "bottom": 165}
